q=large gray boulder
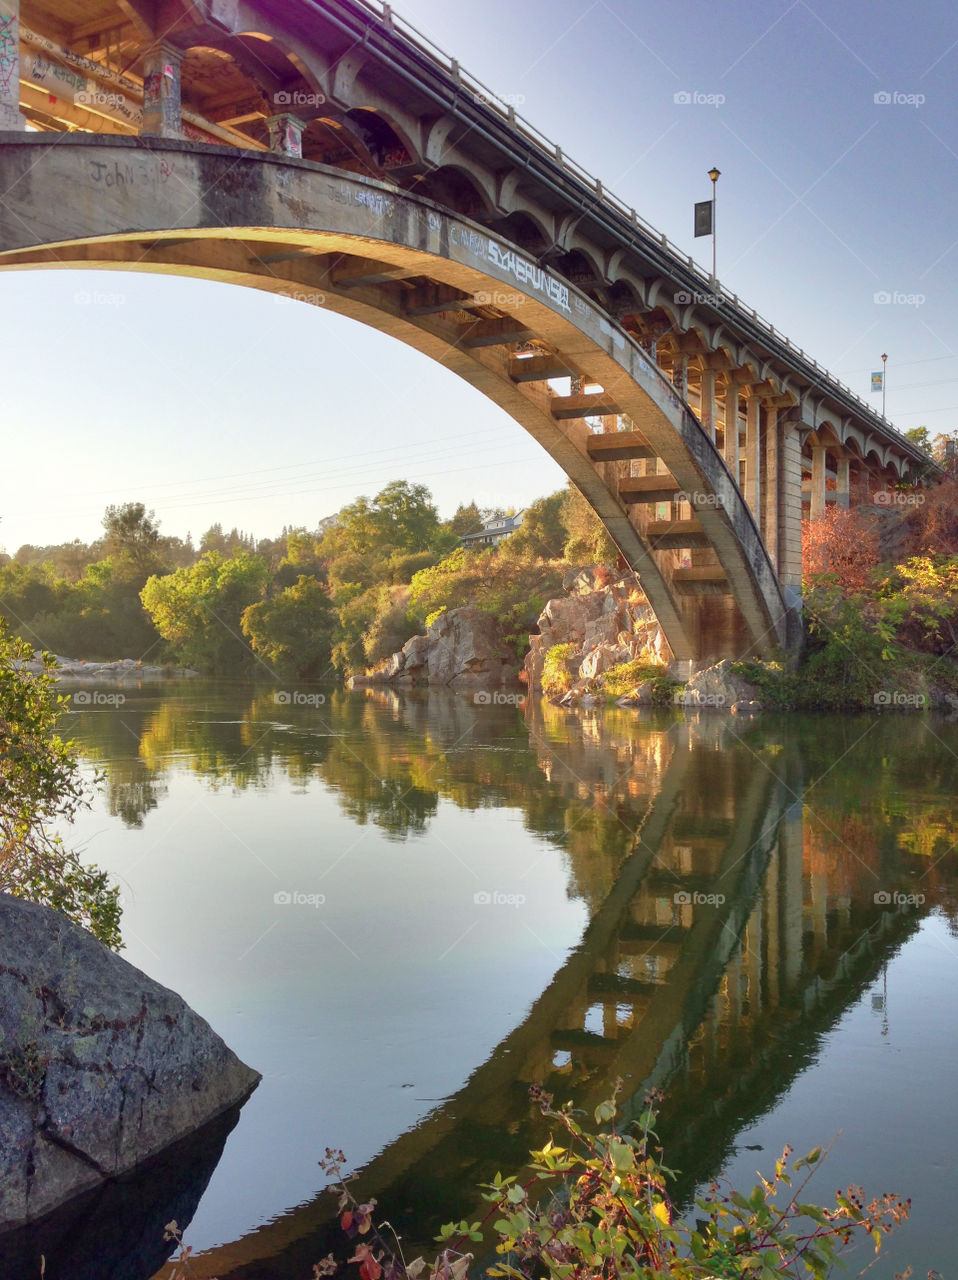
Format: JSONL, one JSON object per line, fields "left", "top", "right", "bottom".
{"left": 0, "top": 895, "right": 259, "bottom": 1229}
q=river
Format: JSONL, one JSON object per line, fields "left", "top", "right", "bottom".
{"left": 2, "top": 683, "right": 957, "bottom": 1279}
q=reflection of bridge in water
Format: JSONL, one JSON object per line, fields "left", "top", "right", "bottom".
{"left": 154, "top": 697, "right": 930, "bottom": 1280}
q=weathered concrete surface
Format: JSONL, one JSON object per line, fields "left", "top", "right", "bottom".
{"left": 0, "top": 895, "right": 259, "bottom": 1229}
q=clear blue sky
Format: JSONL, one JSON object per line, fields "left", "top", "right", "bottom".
{"left": 2, "top": 0, "right": 957, "bottom": 553}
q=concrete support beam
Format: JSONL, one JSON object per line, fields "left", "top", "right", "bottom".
{"left": 722, "top": 385, "right": 740, "bottom": 480}
{"left": 266, "top": 113, "right": 305, "bottom": 158}
{"left": 141, "top": 42, "right": 182, "bottom": 138}
{"left": 0, "top": 1, "right": 26, "bottom": 130}
{"left": 780, "top": 425, "right": 804, "bottom": 610}
{"left": 810, "top": 444, "right": 827, "bottom": 520}
{"left": 672, "top": 354, "right": 688, "bottom": 403}
{"left": 745, "top": 394, "right": 761, "bottom": 518}
{"left": 699, "top": 367, "right": 716, "bottom": 442}
{"left": 763, "top": 407, "right": 779, "bottom": 571}
{"left": 836, "top": 454, "right": 850, "bottom": 508}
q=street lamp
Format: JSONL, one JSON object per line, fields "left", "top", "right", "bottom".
{"left": 882, "top": 352, "right": 888, "bottom": 418}
{"left": 708, "top": 167, "right": 720, "bottom": 281}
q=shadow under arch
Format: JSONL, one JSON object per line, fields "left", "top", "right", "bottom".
{"left": 0, "top": 133, "right": 791, "bottom": 664}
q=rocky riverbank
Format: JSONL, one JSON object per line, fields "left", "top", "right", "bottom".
{"left": 12, "top": 654, "right": 199, "bottom": 682}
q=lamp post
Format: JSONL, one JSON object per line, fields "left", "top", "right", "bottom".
{"left": 708, "top": 167, "right": 720, "bottom": 281}
{"left": 882, "top": 352, "right": 887, "bottom": 419}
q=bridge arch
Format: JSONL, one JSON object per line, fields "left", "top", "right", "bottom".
{"left": 0, "top": 135, "right": 793, "bottom": 663}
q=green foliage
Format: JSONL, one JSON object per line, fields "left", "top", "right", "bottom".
{"left": 241, "top": 575, "right": 338, "bottom": 678}
{"left": 141, "top": 550, "right": 269, "bottom": 673}
{"left": 728, "top": 660, "right": 797, "bottom": 711}
{"left": 600, "top": 659, "right": 669, "bottom": 700}
{"left": 560, "top": 484, "right": 619, "bottom": 564}
{"left": 0, "top": 622, "right": 121, "bottom": 947}
{"left": 542, "top": 643, "right": 580, "bottom": 698}
{"left": 502, "top": 492, "right": 566, "bottom": 562}
{"left": 312, "top": 1088, "right": 909, "bottom": 1280}
{"left": 877, "top": 555, "right": 958, "bottom": 656}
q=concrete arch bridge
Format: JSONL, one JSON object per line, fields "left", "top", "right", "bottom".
{"left": 0, "top": 0, "right": 927, "bottom": 663}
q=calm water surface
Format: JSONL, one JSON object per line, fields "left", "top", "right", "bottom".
{"left": 4, "top": 684, "right": 958, "bottom": 1279}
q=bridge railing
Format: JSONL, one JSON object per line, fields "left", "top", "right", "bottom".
{"left": 351, "top": 0, "right": 918, "bottom": 457}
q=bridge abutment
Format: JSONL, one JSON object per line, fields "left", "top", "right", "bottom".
{"left": 141, "top": 42, "right": 183, "bottom": 139}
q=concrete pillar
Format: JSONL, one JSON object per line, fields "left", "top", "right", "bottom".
{"left": 699, "top": 367, "right": 716, "bottom": 442}
{"left": 0, "top": 0, "right": 25, "bottom": 130}
{"left": 836, "top": 454, "right": 850, "bottom": 508}
{"left": 672, "top": 354, "right": 688, "bottom": 403}
{"left": 723, "top": 385, "right": 740, "bottom": 480}
{"left": 810, "top": 444, "right": 827, "bottom": 521}
{"left": 763, "top": 407, "right": 779, "bottom": 571}
{"left": 745, "top": 393, "right": 761, "bottom": 517}
{"left": 781, "top": 797, "right": 804, "bottom": 990}
{"left": 266, "top": 112, "right": 306, "bottom": 159}
{"left": 780, "top": 424, "right": 804, "bottom": 611}
{"left": 142, "top": 42, "right": 183, "bottom": 138}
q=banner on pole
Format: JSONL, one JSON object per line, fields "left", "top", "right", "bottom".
{"left": 694, "top": 200, "right": 713, "bottom": 237}
{"left": 871, "top": 372, "right": 884, "bottom": 393}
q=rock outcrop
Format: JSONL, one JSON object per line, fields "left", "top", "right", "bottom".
{"left": 0, "top": 895, "right": 259, "bottom": 1229}
{"left": 12, "top": 654, "right": 198, "bottom": 681}
{"left": 353, "top": 605, "right": 519, "bottom": 690}
{"left": 525, "top": 567, "right": 669, "bottom": 692}
{"left": 680, "top": 659, "right": 764, "bottom": 713}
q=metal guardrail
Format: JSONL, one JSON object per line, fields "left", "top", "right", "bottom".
{"left": 345, "top": 0, "right": 918, "bottom": 457}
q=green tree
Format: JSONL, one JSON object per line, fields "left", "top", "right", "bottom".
{"left": 448, "top": 501, "right": 484, "bottom": 537}
{"left": 560, "top": 483, "right": 618, "bottom": 563}
{"left": 101, "top": 502, "right": 163, "bottom": 574}
{"left": 241, "top": 575, "right": 338, "bottom": 678}
{"left": 502, "top": 491, "right": 566, "bottom": 561}
{"left": 0, "top": 622, "right": 121, "bottom": 947}
{"left": 140, "top": 550, "right": 269, "bottom": 672}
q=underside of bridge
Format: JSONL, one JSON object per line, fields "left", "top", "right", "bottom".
{"left": 0, "top": 0, "right": 928, "bottom": 664}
